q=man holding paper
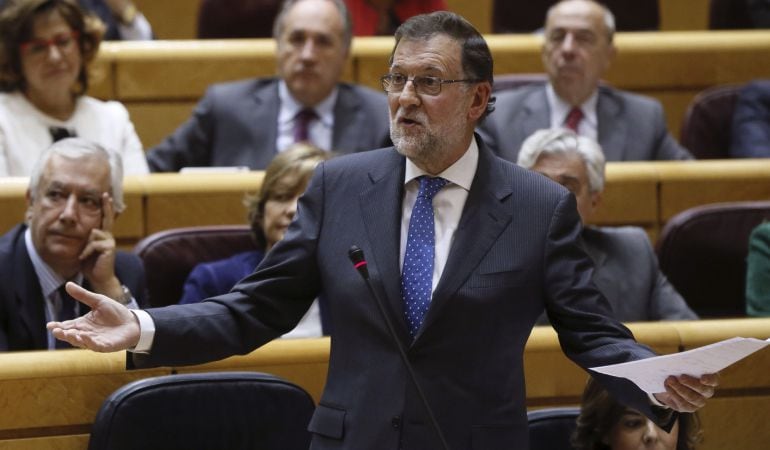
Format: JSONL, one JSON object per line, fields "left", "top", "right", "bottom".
{"left": 47, "top": 10, "right": 717, "bottom": 450}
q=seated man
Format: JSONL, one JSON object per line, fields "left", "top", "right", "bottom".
{"left": 730, "top": 79, "right": 770, "bottom": 158}
{"left": 479, "top": 0, "right": 692, "bottom": 162}
{"left": 518, "top": 128, "right": 697, "bottom": 323}
{"left": 0, "top": 138, "right": 145, "bottom": 351}
{"left": 745, "top": 221, "right": 770, "bottom": 316}
{"left": 147, "top": 0, "right": 390, "bottom": 172}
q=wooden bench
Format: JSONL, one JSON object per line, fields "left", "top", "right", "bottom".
{"left": 88, "top": 30, "right": 770, "bottom": 148}
{"left": 0, "top": 318, "right": 766, "bottom": 449}
{"left": 132, "top": 0, "right": 712, "bottom": 39}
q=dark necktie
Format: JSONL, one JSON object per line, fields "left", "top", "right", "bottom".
{"left": 401, "top": 176, "right": 448, "bottom": 338}
{"left": 49, "top": 127, "right": 77, "bottom": 142}
{"left": 293, "top": 108, "right": 317, "bottom": 143}
{"left": 55, "top": 284, "right": 78, "bottom": 349}
{"left": 564, "top": 107, "right": 584, "bottom": 133}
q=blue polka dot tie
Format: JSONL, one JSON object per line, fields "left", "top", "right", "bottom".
{"left": 402, "top": 176, "right": 448, "bottom": 338}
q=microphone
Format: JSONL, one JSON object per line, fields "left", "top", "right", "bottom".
{"left": 348, "top": 245, "right": 450, "bottom": 450}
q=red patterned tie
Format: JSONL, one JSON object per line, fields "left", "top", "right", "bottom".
{"left": 565, "top": 107, "right": 584, "bottom": 133}
{"left": 293, "top": 108, "right": 317, "bottom": 143}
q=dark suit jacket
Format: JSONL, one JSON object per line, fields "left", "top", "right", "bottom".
{"left": 730, "top": 80, "right": 770, "bottom": 158}
{"left": 582, "top": 226, "right": 696, "bottom": 321}
{"left": 146, "top": 78, "right": 391, "bottom": 171}
{"left": 478, "top": 83, "right": 693, "bottom": 162}
{"left": 0, "top": 224, "right": 147, "bottom": 351}
{"left": 132, "top": 141, "right": 668, "bottom": 449}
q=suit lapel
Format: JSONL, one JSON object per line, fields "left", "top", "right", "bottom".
{"left": 331, "top": 85, "right": 362, "bottom": 152}
{"left": 358, "top": 150, "right": 410, "bottom": 340}
{"left": 597, "top": 88, "right": 627, "bottom": 161}
{"left": 13, "top": 229, "right": 48, "bottom": 349}
{"left": 251, "top": 80, "right": 281, "bottom": 162}
{"left": 420, "top": 143, "right": 513, "bottom": 336}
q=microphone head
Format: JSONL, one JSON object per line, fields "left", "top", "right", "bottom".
{"left": 348, "top": 245, "right": 369, "bottom": 279}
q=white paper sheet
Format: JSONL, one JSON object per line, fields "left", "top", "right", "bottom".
{"left": 590, "top": 336, "right": 770, "bottom": 394}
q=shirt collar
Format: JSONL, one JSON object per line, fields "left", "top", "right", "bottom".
{"left": 403, "top": 137, "right": 478, "bottom": 192}
{"left": 24, "top": 227, "right": 83, "bottom": 298}
{"left": 278, "top": 80, "right": 338, "bottom": 128}
{"left": 546, "top": 83, "right": 599, "bottom": 129}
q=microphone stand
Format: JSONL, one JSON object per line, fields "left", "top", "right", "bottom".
{"left": 348, "top": 245, "right": 450, "bottom": 450}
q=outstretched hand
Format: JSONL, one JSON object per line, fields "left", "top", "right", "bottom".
{"left": 46, "top": 282, "right": 141, "bottom": 352}
{"left": 653, "top": 373, "right": 719, "bottom": 412}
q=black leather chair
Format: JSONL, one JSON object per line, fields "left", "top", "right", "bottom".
{"left": 656, "top": 201, "right": 770, "bottom": 317}
{"left": 133, "top": 225, "right": 257, "bottom": 307}
{"left": 709, "top": 0, "right": 753, "bottom": 29}
{"left": 528, "top": 406, "right": 580, "bottom": 450}
{"left": 679, "top": 84, "right": 743, "bottom": 159}
{"left": 492, "top": 73, "right": 548, "bottom": 92}
{"left": 197, "top": 0, "right": 281, "bottom": 38}
{"left": 88, "top": 371, "right": 315, "bottom": 450}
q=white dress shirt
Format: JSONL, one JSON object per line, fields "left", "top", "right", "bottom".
{"left": 276, "top": 81, "right": 337, "bottom": 152}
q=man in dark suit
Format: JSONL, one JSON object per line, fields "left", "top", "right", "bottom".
{"left": 146, "top": 0, "right": 390, "bottom": 172}
{"left": 51, "top": 12, "right": 716, "bottom": 450}
{"left": 730, "top": 79, "right": 770, "bottom": 158}
{"left": 478, "top": 0, "right": 692, "bottom": 162}
{"left": 517, "top": 128, "right": 698, "bottom": 323}
{"left": 0, "top": 138, "right": 145, "bottom": 351}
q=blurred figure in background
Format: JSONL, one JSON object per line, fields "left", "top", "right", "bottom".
{"left": 730, "top": 79, "right": 770, "bottom": 158}
{"left": 345, "top": 0, "right": 447, "bottom": 36}
{"left": 180, "top": 143, "right": 332, "bottom": 338}
{"left": 744, "top": 221, "right": 770, "bottom": 316}
{"left": 573, "top": 377, "right": 702, "bottom": 450}
{"left": 518, "top": 128, "right": 697, "bottom": 323}
{"left": 0, "top": 0, "right": 149, "bottom": 176}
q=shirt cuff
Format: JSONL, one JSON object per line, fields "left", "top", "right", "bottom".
{"left": 130, "top": 309, "right": 155, "bottom": 353}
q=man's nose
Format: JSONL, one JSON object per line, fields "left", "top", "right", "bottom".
{"left": 58, "top": 194, "right": 78, "bottom": 222}
{"left": 397, "top": 80, "right": 421, "bottom": 108}
{"left": 561, "top": 33, "right": 576, "bottom": 53}
{"left": 300, "top": 39, "right": 317, "bottom": 61}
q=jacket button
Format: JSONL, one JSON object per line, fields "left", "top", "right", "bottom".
{"left": 391, "top": 416, "right": 401, "bottom": 429}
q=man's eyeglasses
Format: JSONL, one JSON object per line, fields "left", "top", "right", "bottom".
{"left": 380, "top": 73, "right": 482, "bottom": 96}
{"left": 20, "top": 31, "right": 79, "bottom": 58}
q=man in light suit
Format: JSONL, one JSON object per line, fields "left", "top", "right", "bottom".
{"left": 517, "top": 128, "right": 698, "bottom": 323}
{"left": 478, "top": 0, "right": 692, "bottom": 162}
{"left": 50, "top": 12, "right": 716, "bottom": 450}
{"left": 0, "top": 138, "right": 145, "bottom": 351}
{"left": 146, "top": 0, "right": 390, "bottom": 172}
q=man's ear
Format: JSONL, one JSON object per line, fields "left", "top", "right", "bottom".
{"left": 24, "top": 189, "right": 33, "bottom": 224}
{"left": 468, "top": 81, "right": 492, "bottom": 122}
{"left": 590, "top": 191, "right": 603, "bottom": 217}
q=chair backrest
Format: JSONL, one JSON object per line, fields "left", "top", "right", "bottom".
{"left": 492, "top": 73, "right": 548, "bottom": 92}
{"left": 656, "top": 201, "right": 770, "bottom": 317}
{"left": 528, "top": 406, "right": 580, "bottom": 450}
{"left": 492, "top": 0, "right": 659, "bottom": 33}
{"left": 88, "top": 371, "right": 315, "bottom": 450}
{"left": 133, "top": 225, "right": 257, "bottom": 307}
{"left": 679, "top": 84, "right": 743, "bottom": 159}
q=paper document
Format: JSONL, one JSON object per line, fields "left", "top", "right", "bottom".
{"left": 591, "top": 337, "right": 770, "bottom": 394}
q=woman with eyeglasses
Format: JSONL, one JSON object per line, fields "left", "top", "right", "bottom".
{"left": 0, "top": 0, "right": 148, "bottom": 176}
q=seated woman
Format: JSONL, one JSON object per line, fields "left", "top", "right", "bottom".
{"left": 0, "top": 0, "right": 149, "bottom": 176}
{"left": 179, "top": 143, "right": 331, "bottom": 338}
{"left": 745, "top": 221, "right": 770, "bottom": 316}
{"left": 572, "top": 378, "right": 702, "bottom": 450}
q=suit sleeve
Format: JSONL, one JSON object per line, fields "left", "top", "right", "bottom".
{"left": 146, "top": 86, "right": 219, "bottom": 172}
{"left": 730, "top": 81, "right": 770, "bottom": 158}
{"left": 130, "top": 164, "right": 326, "bottom": 368}
{"left": 543, "top": 193, "right": 674, "bottom": 429}
{"left": 638, "top": 230, "right": 698, "bottom": 320}
{"left": 651, "top": 101, "right": 693, "bottom": 160}
{"left": 746, "top": 222, "right": 770, "bottom": 316}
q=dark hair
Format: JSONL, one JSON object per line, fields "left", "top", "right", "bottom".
{"left": 0, "top": 0, "right": 104, "bottom": 94}
{"left": 246, "top": 143, "right": 331, "bottom": 250}
{"left": 390, "top": 11, "right": 495, "bottom": 118}
{"left": 572, "top": 378, "right": 702, "bottom": 450}
{"left": 272, "top": 0, "right": 352, "bottom": 49}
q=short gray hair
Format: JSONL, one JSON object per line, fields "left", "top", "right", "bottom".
{"left": 28, "top": 138, "right": 125, "bottom": 212}
{"left": 517, "top": 128, "right": 606, "bottom": 193}
{"left": 272, "top": 0, "right": 353, "bottom": 49}
{"left": 546, "top": 0, "right": 616, "bottom": 43}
